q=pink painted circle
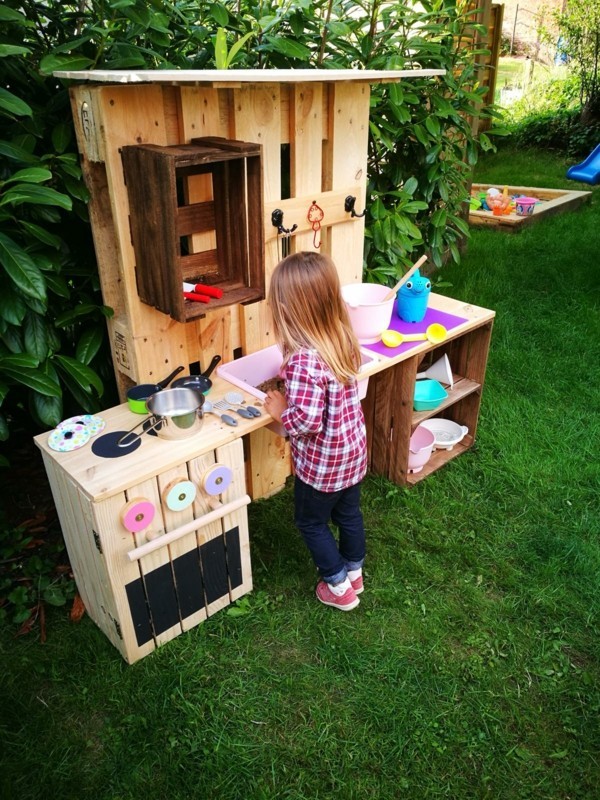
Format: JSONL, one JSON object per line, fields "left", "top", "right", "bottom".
{"left": 121, "top": 499, "right": 156, "bottom": 533}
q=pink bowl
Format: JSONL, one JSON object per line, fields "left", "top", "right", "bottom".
{"left": 407, "top": 425, "right": 435, "bottom": 473}
{"left": 341, "top": 283, "right": 395, "bottom": 344}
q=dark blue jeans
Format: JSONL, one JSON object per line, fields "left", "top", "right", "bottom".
{"left": 294, "top": 477, "right": 366, "bottom": 585}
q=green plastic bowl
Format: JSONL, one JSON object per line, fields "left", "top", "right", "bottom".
{"left": 413, "top": 379, "right": 448, "bottom": 412}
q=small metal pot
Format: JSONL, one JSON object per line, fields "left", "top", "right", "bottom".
{"left": 126, "top": 366, "right": 185, "bottom": 414}
{"left": 118, "top": 387, "right": 205, "bottom": 448}
{"left": 172, "top": 354, "right": 221, "bottom": 395}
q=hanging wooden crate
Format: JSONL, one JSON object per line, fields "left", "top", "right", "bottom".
{"left": 121, "top": 136, "right": 264, "bottom": 323}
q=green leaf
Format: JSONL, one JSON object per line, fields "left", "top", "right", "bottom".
{"left": 449, "top": 215, "right": 470, "bottom": 236}
{"left": 0, "top": 88, "right": 32, "bottom": 118}
{"left": 0, "top": 353, "right": 39, "bottom": 370}
{"left": 372, "top": 221, "right": 386, "bottom": 253}
{"left": 431, "top": 208, "right": 447, "bottom": 228}
{"left": 0, "top": 8, "right": 28, "bottom": 25}
{"left": 0, "top": 140, "right": 37, "bottom": 163}
{"left": 265, "top": 36, "right": 311, "bottom": 60}
{"left": 54, "top": 304, "right": 99, "bottom": 328}
{"left": 226, "top": 32, "right": 254, "bottom": 68}
{"left": 44, "top": 273, "right": 70, "bottom": 299}
{"left": 0, "top": 413, "right": 8, "bottom": 441}
{"left": 403, "top": 177, "right": 418, "bottom": 196}
{"left": 121, "top": 5, "right": 152, "bottom": 27}
{"left": 0, "top": 233, "right": 47, "bottom": 301}
{"left": 370, "top": 197, "right": 386, "bottom": 221}
{"left": 424, "top": 115, "right": 441, "bottom": 138}
{"left": 0, "top": 286, "right": 26, "bottom": 325}
{"left": 51, "top": 123, "right": 72, "bottom": 154}
{"left": 0, "top": 184, "right": 72, "bottom": 211}
{"left": 39, "top": 54, "right": 94, "bottom": 76}
{"left": 0, "top": 45, "right": 30, "bottom": 58}
{"left": 214, "top": 28, "right": 228, "bottom": 70}
{"left": 19, "top": 221, "right": 61, "bottom": 249}
{"left": 43, "top": 586, "right": 67, "bottom": 607}
{"left": 413, "top": 124, "right": 430, "bottom": 147}
{"left": 23, "top": 312, "right": 49, "bottom": 361}
{"left": 31, "top": 392, "right": 62, "bottom": 428}
{"left": 1, "top": 326, "right": 23, "bottom": 353}
{"left": 76, "top": 326, "right": 105, "bottom": 365}
{"left": 210, "top": 3, "right": 229, "bottom": 27}
{"left": 2, "top": 367, "right": 61, "bottom": 397}
{"left": 54, "top": 355, "right": 103, "bottom": 397}
{"left": 403, "top": 201, "right": 429, "bottom": 213}
{"left": 4, "top": 167, "right": 52, "bottom": 185}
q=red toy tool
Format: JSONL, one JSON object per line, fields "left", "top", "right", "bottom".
{"left": 183, "top": 291, "right": 210, "bottom": 303}
{"left": 182, "top": 281, "right": 224, "bottom": 299}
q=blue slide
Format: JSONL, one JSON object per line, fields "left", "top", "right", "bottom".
{"left": 566, "top": 143, "right": 600, "bottom": 185}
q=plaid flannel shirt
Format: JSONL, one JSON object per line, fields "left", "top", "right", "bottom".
{"left": 280, "top": 349, "right": 367, "bottom": 492}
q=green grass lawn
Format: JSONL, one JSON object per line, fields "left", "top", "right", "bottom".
{"left": 1, "top": 148, "right": 599, "bottom": 800}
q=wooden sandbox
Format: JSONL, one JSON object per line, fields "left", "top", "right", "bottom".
{"left": 469, "top": 183, "right": 592, "bottom": 230}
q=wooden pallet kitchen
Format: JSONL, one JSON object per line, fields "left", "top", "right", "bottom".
{"left": 58, "top": 68, "right": 446, "bottom": 500}
{"left": 36, "top": 69, "right": 496, "bottom": 662}
{"left": 34, "top": 291, "right": 493, "bottom": 662}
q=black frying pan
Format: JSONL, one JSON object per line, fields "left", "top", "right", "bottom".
{"left": 171, "top": 354, "right": 221, "bottom": 395}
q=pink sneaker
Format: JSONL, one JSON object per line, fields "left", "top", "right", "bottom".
{"left": 316, "top": 580, "right": 360, "bottom": 611}
{"left": 350, "top": 574, "right": 364, "bottom": 595}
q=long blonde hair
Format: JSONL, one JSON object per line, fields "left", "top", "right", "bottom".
{"left": 268, "top": 252, "right": 362, "bottom": 383}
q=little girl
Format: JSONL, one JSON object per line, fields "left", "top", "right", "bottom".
{"left": 263, "top": 251, "right": 367, "bottom": 611}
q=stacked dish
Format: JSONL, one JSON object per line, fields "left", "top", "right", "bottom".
{"left": 418, "top": 419, "right": 469, "bottom": 450}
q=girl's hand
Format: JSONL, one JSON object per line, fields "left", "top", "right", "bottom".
{"left": 264, "top": 390, "right": 287, "bottom": 423}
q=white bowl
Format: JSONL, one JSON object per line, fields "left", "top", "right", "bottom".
{"left": 418, "top": 419, "right": 469, "bottom": 450}
{"left": 341, "top": 283, "right": 395, "bottom": 344}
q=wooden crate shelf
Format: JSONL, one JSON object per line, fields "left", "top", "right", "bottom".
{"left": 362, "top": 308, "right": 494, "bottom": 486}
{"left": 121, "top": 137, "right": 264, "bottom": 323}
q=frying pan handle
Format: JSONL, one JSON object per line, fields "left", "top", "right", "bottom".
{"left": 117, "top": 416, "right": 159, "bottom": 448}
{"left": 201, "top": 354, "right": 222, "bottom": 379}
{"left": 156, "top": 365, "right": 185, "bottom": 389}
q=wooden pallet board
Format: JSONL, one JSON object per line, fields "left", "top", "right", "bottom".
{"left": 469, "top": 183, "right": 592, "bottom": 230}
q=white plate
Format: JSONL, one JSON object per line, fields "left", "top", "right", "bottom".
{"left": 418, "top": 419, "right": 468, "bottom": 450}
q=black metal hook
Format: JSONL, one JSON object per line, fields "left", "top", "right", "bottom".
{"left": 271, "top": 209, "right": 298, "bottom": 235}
{"left": 344, "top": 195, "right": 366, "bottom": 218}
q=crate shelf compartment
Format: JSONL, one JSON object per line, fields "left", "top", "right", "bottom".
{"left": 412, "top": 377, "right": 480, "bottom": 427}
{"left": 406, "top": 438, "right": 473, "bottom": 485}
{"left": 121, "top": 137, "right": 264, "bottom": 323}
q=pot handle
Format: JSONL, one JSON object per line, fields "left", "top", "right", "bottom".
{"left": 117, "top": 415, "right": 160, "bottom": 448}
{"left": 201, "top": 354, "right": 221, "bottom": 379}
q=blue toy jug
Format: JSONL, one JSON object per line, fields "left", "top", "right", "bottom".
{"left": 397, "top": 269, "right": 431, "bottom": 323}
